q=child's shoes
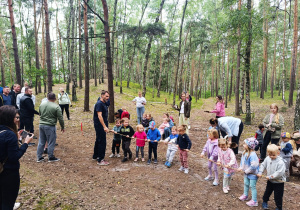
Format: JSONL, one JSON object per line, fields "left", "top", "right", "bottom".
{"left": 184, "top": 168, "right": 189, "bottom": 174}
{"left": 223, "top": 187, "right": 228, "bottom": 194}
{"left": 246, "top": 200, "right": 258, "bottom": 207}
{"left": 178, "top": 166, "right": 185, "bottom": 171}
{"left": 239, "top": 194, "right": 248, "bottom": 201}
{"left": 204, "top": 175, "right": 214, "bottom": 181}
{"left": 147, "top": 159, "right": 151, "bottom": 165}
{"left": 226, "top": 186, "right": 230, "bottom": 191}
{"left": 141, "top": 158, "right": 145, "bottom": 162}
{"left": 212, "top": 179, "right": 219, "bottom": 186}
{"left": 109, "top": 154, "right": 115, "bottom": 158}
{"left": 116, "top": 153, "right": 121, "bottom": 158}
{"left": 167, "top": 162, "right": 172, "bottom": 168}
{"left": 165, "top": 161, "right": 169, "bottom": 166}
{"left": 134, "top": 158, "right": 138, "bottom": 162}
{"left": 262, "top": 202, "right": 269, "bottom": 209}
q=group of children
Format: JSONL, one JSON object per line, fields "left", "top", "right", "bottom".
{"left": 200, "top": 126, "right": 293, "bottom": 210}
{"left": 109, "top": 117, "right": 192, "bottom": 173}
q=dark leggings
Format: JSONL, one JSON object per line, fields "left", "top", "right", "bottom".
{"left": 59, "top": 104, "right": 70, "bottom": 119}
{"left": 261, "top": 131, "right": 280, "bottom": 160}
{"left": 221, "top": 122, "right": 243, "bottom": 154}
{"left": 263, "top": 181, "right": 284, "bottom": 209}
{"left": 112, "top": 140, "right": 121, "bottom": 154}
{"left": 148, "top": 143, "right": 158, "bottom": 160}
{"left": 0, "top": 169, "right": 20, "bottom": 210}
{"left": 122, "top": 140, "right": 132, "bottom": 158}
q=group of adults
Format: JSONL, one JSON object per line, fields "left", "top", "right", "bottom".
{"left": 0, "top": 84, "right": 71, "bottom": 209}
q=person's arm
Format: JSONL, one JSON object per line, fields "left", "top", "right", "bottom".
{"left": 142, "top": 97, "right": 147, "bottom": 105}
{"left": 163, "top": 137, "right": 170, "bottom": 143}
{"left": 97, "top": 112, "right": 109, "bottom": 132}
{"left": 219, "top": 122, "right": 232, "bottom": 138}
{"left": 268, "top": 161, "right": 286, "bottom": 180}
{"left": 210, "top": 103, "right": 221, "bottom": 114}
{"left": 6, "top": 132, "right": 30, "bottom": 162}
{"left": 210, "top": 145, "right": 218, "bottom": 160}
{"left": 129, "top": 126, "right": 135, "bottom": 137}
{"left": 67, "top": 94, "right": 71, "bottom": 105}
{"left": 25, "top": 99, "right": 39, "bottom": 115}
{"left": 257, "top": 158, "right": 267, "bottom": 176}
{"left": 156, "top": 129, "right": 161, "bottom": 141}
{"left": 201, "top": 141, "right": 208, "bottom": 155}
{"left": 58, "top": 93, "right": 61, "bottom": 101}
{"left": 185, "top": 102, "right": 191, "bottom": 118}
{"left": 245, "top": 153, "right": 259, "bottom": 174}
{"left": 262, "top": 114, "right": 270, "bottom": 127}
{"left": 228, "top": 150, "right": 237, "bottom": 166}
{"left": 57, "top": 106, "right": 65, "bottom": 131}
{"left": 186, "top": 135, "right": 192, "bottom": 150}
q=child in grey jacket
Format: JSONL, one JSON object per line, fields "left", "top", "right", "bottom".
{"left": 257, "top": 144, "right": 286, "bottom": 210}
{"left": 163, "top": 126, "right": 179, "bottom": 168}
{"left": 279, "top": 132, "right": 293, "bottom": 181}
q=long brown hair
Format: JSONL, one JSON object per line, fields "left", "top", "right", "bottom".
{"left": 0, "top": 105, "right": 18, "bottom": 137}
{"left": 270, "top": 103, "right": 279, "bottom": 124}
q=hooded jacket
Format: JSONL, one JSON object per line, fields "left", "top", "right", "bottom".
{"left": 201, "top": 138, "right": 218, "bottom": 161}
{"left": 258, "top": 156, "right": 286, "bottom": 183}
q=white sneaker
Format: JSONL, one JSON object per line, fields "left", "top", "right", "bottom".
{"left": 184, "top": 168, "right": 189, "bottom": 174}
{"left": 109, "top": 154, "right": 115, "bottom": 158}
{"left": 204, "top": 175, "right": 214, "bottom": 181}
{"left": 116, "top": 153, "right": 121, "bottom": 158}
{"left": 223, "top": 188, "right": 228, "bottom": 194}
{"left": 178, "top": 166, "right": 185, "bottom": 171}
{"left": 13, "top": 203, "right": 21, "bottom": 210}
{"left": 188, "top": 125, "right": 191, "bottom": 130}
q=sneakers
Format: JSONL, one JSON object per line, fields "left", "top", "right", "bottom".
{"left": 239, "top": 194, "right": 248, "bottom": 201}
{"left": 92, "top": 157, "right": 99, "bottom": 161}
{"left": 262, "top": 202, "right": 269, "bottom": 209}
{"left": 167, "top": 162, "right": 172, "bottom": 168}
{"left": 121, "top": 157, "right": 128, "bottom": 162}
{"left": 213, "top": 179, "right": 219, "bottom": 186}
{"left": 178, "top": 166, "right": 185, "bottom": 171}
{"left": 246, "top": 200, "right": 258, "bottom": 207}
{"left": 28, "top": 143, "right": 35, "bottom": 146}
{"left": 227, "top": 186, "right": 230, "bottom": 191}
{"left": 141, "top": 158, "right": 145, "bottom": 162}
{"left": 223, "top": 187, "right": 228, "bottom": 194}
{"left": 184, "top": 168, "right": 189, "bottom": 174}
{"left": 129, "top": 152, "right": 132, "bottom": 159}
{"left": 153, "top": 159, "right": 158, "bottom": 164}
{"left": 204, "top": 175, "right": 214, "bottom": 181}
{"left": 134, "top": 158, "right": 138, "bottom": 162}
{"left": 48, "top": 157, "right": 60, "bottom": 162}
{"left": 165, "top": 161, "right": 169, "bottom": 166}
{"left": 116, "top": 153, "right": 121, "bottom": 158}
{"left": 109, "top": 154, "right": 115, "bottom": 158}
{"left": 147, "top": 159, "right": 151, "bottom": 165}
{"left": 37, "top": 157, "right": 45, "bottom": 162}
{"left": 97, "top": 160, "right": 109, "bottom": 165}
{"left": 13, "top": 202, "right": 21, "bottom": 210}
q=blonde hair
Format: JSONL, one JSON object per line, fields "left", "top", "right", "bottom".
{"left": 171, "top": 126, "right": 177, "bottom": 131}
{"left": 270, "top": 103, "right": 279, "bottom": 124}
{"left": 209, "top": 129, "right": 219, "bottom": 139}
{"left": 136, "top": 124, "right": 144, "bottom": 131}
{"left": 267, "top": 144, "right": 279, "bottom": 155}
{"left": 178, "top": 125, "right": 187, "bottom": 132}
{"left": 243, "top": 142, "right": 253, "bottom": 160}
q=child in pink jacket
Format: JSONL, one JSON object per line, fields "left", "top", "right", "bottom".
{"left": 158, "top": 118, "right": 170, "bottom": 135}
{"left": 201, "top": 129, "right": 219, "bottom": 185}
{"left": 209, "top": 95, "right": 225, "bottom": 118}
{"left": 133, "top": 124, "right": 147, "bottom": 162}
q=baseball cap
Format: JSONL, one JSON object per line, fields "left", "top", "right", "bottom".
{"left": 281, "top": 132, "right": 291, "bottom": 138}
{"left": 149, "top": 121, "right": 156, "bottom": 128}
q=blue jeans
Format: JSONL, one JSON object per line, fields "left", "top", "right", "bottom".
{"left": 37, "top": 125, "right": 57, "bottom": 159}
{"left": 244, "top": 176, "right": 257, "bottom": 202}
{"left": 136, "top": 106, "right": 145, "bottom": 124}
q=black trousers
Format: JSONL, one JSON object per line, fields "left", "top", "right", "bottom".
{"left": 122, "top": 140, "right": 132, "bottom": 158}
{"left": 59, "top": 104, "right": 70, "bottom": 119}
{"left": 261, "top": 131, "right": 280, "bottom": 160}
{"left": 93, "top": 126, "right": 106, "bottom": 161}
{"left": 148, "top": 142, "right": 158, "bottom": 160}
{"left": 112, "top": 140, "right": 121, "bottom": 154}
{"left": 263, "top": 180, "right": 284, "bottom": 209}
{"left": 0, "top": 169, "right": 20, "bottom": 210}
{"left": 20, "top": 116, "right": 34, "bottom": 133}
{"left": 221, "top": 122, "right": 243, "bottom": 154}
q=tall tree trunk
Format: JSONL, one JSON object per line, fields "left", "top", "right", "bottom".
{"left": 41, "top": 7, "right": 47, "bottom": 93}
{"left": 112, "top": 0, "right": 118, "bottom": 86}
{"left": 7, "top": 0, "right": 21, "bottom": 84}
{"left": 78, "top": 0, "right": 83, "bottom": 88}
{"left": 83, "top": 0, "right": 89, "bottom": 111}
{"left": 70, "top": 0, "right": 77, "bottom": 101}
{"left": 66, "top": 0, "right": 73, "bottom": 94}
{"left": 142, "top": 0, "right": 165, "bottom": 97}
{"left": 44, "top": 0, "right": 52, "bottom": 92}
{"left": 157, "top": 39, "right": 163, "bottom": 97}
{"left": 244, "top": 0, "right": 252, "bottom": 124}
{"left": 288, "top": 0, "right": 298, "bottom": 107}
{"left": 281, "top": 0, "right": 287, "bottom": 103}
{"left": 295, "top": 84, "right": 300, "bottom": 130}
{"left": 261, "top": 2, "right": 268, "bottom": 98}
{"left": 93, "top": 0, "right": 97, "bottom": 87}
{"left": 271, "top": 6, "right": 278, "bottom": 98}
{"left": 229, "top": 47, "right": 235, "bottom": 101}
{"left": 120, "top": 0, "right": 127, "bottom": 94}
{"left": 0, "top": 48, "right": 5, "bottom": 86}
{"left": 239, "top": 72, "right": 245, "bottom": 114}
{"left": 225, "top": 47, "right": 230, "bottom": 108}
{"left": 34, "top": 0, "right": 40, "bottom": 95}
{"left": 173, "top": 0, "right": 187, "bottom": 105}
{"left": 235, "top": 0, "right": 242, "bottom": 116}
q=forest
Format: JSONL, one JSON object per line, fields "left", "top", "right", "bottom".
{"left": 0, "top": 0, "right": 299, "bottom": 127}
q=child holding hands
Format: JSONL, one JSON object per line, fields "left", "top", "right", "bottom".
{"left": 119, "top": 118, "right": 135, "bottom": 162}
{"left": 163, "top": 126, "right": 179, "bottom": 168}
{"left": 178, "top": 125, "right": 192, "bottom": 174}
{"left": 146, "top": 121, "right": 161, "bottom": 164}
{"left": 258, "top": 144, "right": 286, "bottom": 210}
{"left": 217, "top": 137, "right": 238, "bottom": 193}
{"left": 133, "top": 124, "right": 147, "bottom": 162}
{"left": 109, "top": 119, "right": 122, "bottom": 158}
{"left": 238, "top": 137, "right": 259, "bottom": 207}
{"left": 201, "top": 129, "right": 219, "bottom": 185}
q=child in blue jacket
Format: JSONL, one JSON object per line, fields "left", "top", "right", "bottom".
{"left": 147, "top": 121, "right": 161, "bottom": 165}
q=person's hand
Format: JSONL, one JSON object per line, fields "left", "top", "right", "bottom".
{"left": 200, "top": 154, "right": 204, "bottom": 158}
{"left": 185, "top": 117, "right": 187, "bottom": 120}
{"left": 147, "top": 139, "right": 150, "bottom": 142}
{"left": 24, "top": 135, "right": 33, "bottom": 144}
{"left": 224, "top": 164, "right": 229, "bottom": 168}
{"left": 126, "top": 135, "right": 129, "bottom": 138}
{"left": 257, "top": 174, "right": 262, "bottom": 178}
{"left": 61, "top": 129, "right": 65, "bottom": 133}
{"left": 154, "top": 140, "right": 157, "bottom": 142}
{"left": 70, "top": 105, "right": 73, "bottom": 108}
{"left": 217, "top": 161, "right": 221, "bottom": 166}
{"left": 237, "top": 168, "right": 243, "bottom": 172}
{"left": 185, "top": 149, "right": 189, "bottom": 152}
{"left": 266, "top": 176, "right": 270, "bottom": 180}
{"left": 277, "top": 146, "right": 281, "bottom": 149}
{"left": 104, "top": 127, "right": 109, "bottom": 133}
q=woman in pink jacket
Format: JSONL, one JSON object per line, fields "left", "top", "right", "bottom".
{"left": 208, "top": 95, "right": 225, "bottom": 118}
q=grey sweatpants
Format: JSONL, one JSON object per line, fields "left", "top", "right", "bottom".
{"left": 166, "top": 149, "right": 177, "bottom": 163}
{"left": 223, "top": 173, "right": 232, "bottom": 188}
{"left": 37, "top": 125, "right": 57, "bottom": 159}
{"left": 283, "top": 157, "right": 291, "bottom": 179}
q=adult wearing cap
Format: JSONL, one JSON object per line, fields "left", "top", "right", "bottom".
{"left": 289, "top": 132, "right": 300, "bottom": 175}
{"left": 210, "top": 117, "right": 244, "bottom": 154}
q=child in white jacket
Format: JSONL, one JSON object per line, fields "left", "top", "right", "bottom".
{"left": 163, "top": 126, "right": 178, "bottom": 168}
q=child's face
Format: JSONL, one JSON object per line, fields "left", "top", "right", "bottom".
{"left": 208, "top": 132, "right": 214, "bottom": 139}
{"left": 143, "top": 114, "right": 146, "bottom": 118}
{"left": 171, "top": 129, "right": 177, "bottom": 135}
{"left": 138, "top": 127, "right": 144, "bottom": 132}
{"left": 116, "top": 121, "right": 121, "bottom": 127}
{"left": 178, "top": 129, "right": 185, "bottom": 135}
{"left": 261, "top": 127, "right": 265, "bottom": 132}
{"left": 150, "top": 126, "right": 155, "bottom": 130}
{"left": 123, "top": 120, "right": 129, "bottom": 127}
{"left": 146, "top": 115, "right": 151, "bottom": 120}
{"left": 282, "top": 137, "right": 289, "bottom": 142}
{"left": 268, "top": 151, "right": 279, "bottom": 160}
{"left": 220, "top": 144, "right": 228, "bottom": 151}
{"left": 210, "top": 124, "right": 216, "bottom": 128}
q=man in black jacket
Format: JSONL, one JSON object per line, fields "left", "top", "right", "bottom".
{"left": 9, "top": 84, "right": 21, "bottom": 109}
{"left": 20, "top": 88, "right": 39, "bottom": 141}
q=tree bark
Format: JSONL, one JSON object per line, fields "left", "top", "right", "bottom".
{"left": 271, "top": 6, "right": 278, "bottom": 98}
{"left": 78, "top": 0, "right": 83, "bottom": 88}
{"left": 44, "top": 0, "right": 52, "bottom": 92}
{"left": 280, "top": 0, "right": 287, "bottom": 103}
{"left": 142, "top": 0, "right": 165, "bottom": 97}
{"left": 288, "top": 0, "right": 298, "bottom": 107}
{"left": 261, "top": 2, "right": 268, "bottom": 98}
{"left": 294, "top": 84, "right": 300, "bottom": 130}
{"left": 229, "top": 46, "right": 235, "bottom": 101}
{"left": 120, "top": 0, "right": 127, "bottom": 94}
{"left": 70, "top": 0, "right": 77, "bottom": 101}
{"left": 235, "top": 0, "right": 242, "bottom": 116}
{"left": 34, "top": 0, "right": 40, "bottom": 95}
{"left": 7, "top": 0, "right": 21, "bottom": 84}
{"left": 83, "top": 0, "right": 90, "bottom": 111}
{"left": 112, "top": 0, "right": 118, "bottom": 86}
{"left": 0, "top": 48, "right": 5, "bottom": 86}
{"left": 225, "top": 47, "right": 230, "bottom": 108}
{"left": 173, "top": 0, "right": 188, "bottom": 105}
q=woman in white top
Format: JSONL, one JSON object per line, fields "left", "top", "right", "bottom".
{"left": 58, "top": 88, "right": 71, "bottom": 120}
{"left": 210, "top": 116, "right": 244, "bottom": 154}
{"left": 132, "top": 92, "right": 146, "bottom": 124}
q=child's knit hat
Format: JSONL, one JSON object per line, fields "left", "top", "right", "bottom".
{"left": 281, "top": 132, "right": 291, "bottom": 138}
{"left": 244, "top": 137, "right": 258, "bottom": 150}
{"left": 149, "top": 121, "right": 156, "bottom": 128}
